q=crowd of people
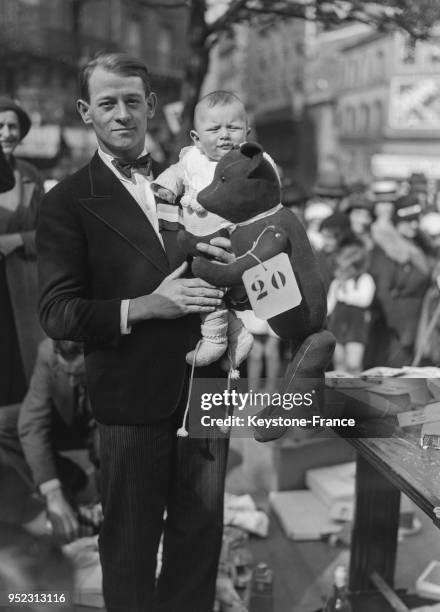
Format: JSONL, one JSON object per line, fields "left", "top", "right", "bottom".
{"left": 290, "top": 171, "right": 440, "bottom": 374}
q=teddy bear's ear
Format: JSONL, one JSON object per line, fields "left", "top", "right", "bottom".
{"left": 240, "top": 142, "right": 263, "bottom": 158}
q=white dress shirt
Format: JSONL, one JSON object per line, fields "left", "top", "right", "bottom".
{"left": 98, "top": 147, "right": 163, "bottom": 334}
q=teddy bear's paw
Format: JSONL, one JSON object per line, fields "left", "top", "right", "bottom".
{"left": 186, "top": 338, "right": 228, "bottom": 367}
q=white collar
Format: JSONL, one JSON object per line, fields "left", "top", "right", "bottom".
{"left": 230, "top": 203, "right": 283, "bottom": 231}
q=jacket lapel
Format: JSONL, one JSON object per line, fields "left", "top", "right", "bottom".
{"left": 79, "top": 153, "right": 169, "bottom": 275}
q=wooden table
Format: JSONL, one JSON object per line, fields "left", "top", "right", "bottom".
{"left": 340, "top": 417, "right": 440, "bottom": 592}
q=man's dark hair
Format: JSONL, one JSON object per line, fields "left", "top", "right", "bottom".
{"left": 79, "top": 52, "right": 152, "bottom": 101}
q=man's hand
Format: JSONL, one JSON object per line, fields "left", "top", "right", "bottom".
{"left": 196, "top": 236, "right": 235, "bottom": 264}
{"left": 46, "top": 488, "right": 79, "bottom": 542}
{"left": 128, "top": 261, "right": 224, "bottom": 324}
{"left": 0, "top": 233, "right": 23, "bottom": 257}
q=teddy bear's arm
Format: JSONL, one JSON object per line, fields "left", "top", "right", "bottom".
{"left": 177, "top": 228, "right": 230, "bottom": 258}
{"left": 192, "top": 225, "right": 289, "bottom": 286}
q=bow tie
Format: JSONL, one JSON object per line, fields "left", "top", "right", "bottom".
{"left": 112, "top": 153, "right": 152, "bottom": 179}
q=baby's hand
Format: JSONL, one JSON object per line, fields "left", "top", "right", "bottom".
{"left": 153, "top": 185, "right": 176, "bottom": 204}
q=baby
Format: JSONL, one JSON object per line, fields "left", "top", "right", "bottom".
{"left": 153, "top": 91, "right": 256, "bottom": 369}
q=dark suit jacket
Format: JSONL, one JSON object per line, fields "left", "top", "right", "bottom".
{"left": 18, "top": 338, "right": 94, "bottom": 486}
{"left": 37, "top": 153, "right": 197, "bottom": 425}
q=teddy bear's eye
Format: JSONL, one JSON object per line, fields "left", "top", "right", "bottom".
{"left": 220, "top": 176, "right": 226, "bottom": 182}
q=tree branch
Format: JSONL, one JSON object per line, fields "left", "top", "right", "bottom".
{"left": 138, "top": 0, "right": 189, "bottom": 9}
{"left": 207, "top": 0, "right": 249, "bottom": 34}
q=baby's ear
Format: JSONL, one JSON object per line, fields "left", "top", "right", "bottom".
{"left": 190, "top": 130, "right": 200, "bottom": 145}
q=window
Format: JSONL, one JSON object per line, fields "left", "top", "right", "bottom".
{"left": 376, "top": 49, "right": 385, "bottom": 78}
{"left": 126, "top": 17, "right": 142, "bottom": 56}
{"left": 360, "top": 104, "right": 370, "bottom": 133}
{"left": 157, "top": 25, "right": 172, "bottom": 70}
{"left": 430, "top": 44, "right": 440, "bottom": 63}
{"left": 372, "top": 100, "right": 383, "bottom": 132}
{"left": 401, "top": 35, "right": 417, "bottom": 64}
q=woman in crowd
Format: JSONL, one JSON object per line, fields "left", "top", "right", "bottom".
{"left": 0, "top": 97, "right": 44, "bottom": 405}
{"left": 367, "top": 195, "right": 431, "bottom": 367}
{"left": 315, "top": 212, "right": 356, "bottom": 292}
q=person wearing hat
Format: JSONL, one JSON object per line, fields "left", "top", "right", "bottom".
{"left": 370, "top": 179, "right": 399, "bottom": 224}
{"left": 0, "top": 97, "right": 45, "bottom": 406}
{"left": 315, "top": 212, "right": 356, "bottom": 292}
{"left": 304, "top": 200, "right": 332, "bottom": 251}
{"left": 365, "top": 193, "right": 431, "bottom": 367}
{"left": 313, "top": 169, "right": 348, "bottom": 211}
{"left": 344, "top": 192, "right": 375, "bottom": 250}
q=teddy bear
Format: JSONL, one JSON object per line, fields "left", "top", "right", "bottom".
{"left": 177, "top": 141, "right": 335, "bottom": 441}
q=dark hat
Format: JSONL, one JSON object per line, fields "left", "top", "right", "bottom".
{"left": 347, "top": 180, "right": 367, "bottom": 195}
{"left": 394, "top": 194, "right": 422, "bottom": 222}
{"left": 313, "top": 170, "right": 347, "bottom": 199}
{"left": 0, "top": 97, "right": 31, "bottom": 138}
{"left": 319, "top": 212, "right": 351, "bottom": 233}
{"left": 344, "top": 192, "right": 374, "bottom": 215}
{"left": 281, "top": 179, "right": 308, "bottom": 206}
{"left": 408, "top": 172, "right": 428, "bottom": 193}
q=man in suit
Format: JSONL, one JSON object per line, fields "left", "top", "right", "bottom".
{"left": 0, "top": 339, "right": 98, "bottom": 530}
{"left": 37, "top": 53, "right": 231, "bottom": 612}
{"left": 18, "top": 338, "right": 99, "bottom": 540}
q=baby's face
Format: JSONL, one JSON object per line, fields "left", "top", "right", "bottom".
{"left": 191, "top": 102, "right": 249, "bottom": 161}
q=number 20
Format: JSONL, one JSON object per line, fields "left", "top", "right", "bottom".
{"left": 251, "top": 270, "right": 286, "bottom": 300}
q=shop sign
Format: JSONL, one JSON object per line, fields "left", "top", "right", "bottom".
{"left": 389, "top": 77, "right": 440, "bottom": 131}
{"left": 371, "top": 153, "right": 440, "bottom": 178}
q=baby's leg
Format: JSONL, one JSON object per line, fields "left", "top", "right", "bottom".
{"left": 186, "top": 305, "right": 228, "bottom": 367}
{"left": 226, "top": 310, "right": 254, "bottom": 371}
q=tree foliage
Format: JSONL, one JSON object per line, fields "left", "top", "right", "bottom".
{"left": 140, "top": 0, "right": 440, "bottom": 154}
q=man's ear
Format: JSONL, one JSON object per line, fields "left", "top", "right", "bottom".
{"left": 146, "top": 92, "right": 157, "bottom": 118}
{"left": 246, "top": 126, "right": 252, "bottom": 136}
{"left": 77, "top": 99, "right": 92, "bottom": 125}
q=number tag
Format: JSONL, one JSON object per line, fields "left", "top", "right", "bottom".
{"left": 242, "top": 252, "right": 302, "bottom": 320}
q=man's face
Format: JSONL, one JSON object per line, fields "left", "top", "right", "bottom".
{"left": 77, "top": 67, "right": 156, "bottom": 160}
{"left": 56, "top": 341, "right": 85, "bottom": 387}
{"left": 397, "top": 219, "right": 418, "bottom": 239}
{"left": 320, "top": 228, "right": 339, "bottom": 253}
{"left": 374, "top": 201, "right": 394, "bottom": 222}
{"left": 0, "top": 110, "right": 21, "bottom": 156}
{"left": 349, "top": 208, "right": 372, "bottom": 234}
{"left": 191, "top": 102, "right": 250, "bottom": 161}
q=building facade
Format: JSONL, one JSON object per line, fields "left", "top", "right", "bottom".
{"left": 0, "top": 0, "right": 187, "bottom": 170}
{"left": 337, "top": 29, "right": 440, "bottom": 180}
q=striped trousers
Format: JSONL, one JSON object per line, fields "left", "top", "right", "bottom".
{"left": 98, "top": 414, "right": 229, "bottom": 612}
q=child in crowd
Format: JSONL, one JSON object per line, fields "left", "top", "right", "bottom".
{"left": 152, "top": 91, "right": 262, "bottom": 369}
{"left": 327, "top": 243, "right": 375, "bottom": 374}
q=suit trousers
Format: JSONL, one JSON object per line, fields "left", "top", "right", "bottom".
{"left": 98, "top": 413, "right": 229, "bottom": 612}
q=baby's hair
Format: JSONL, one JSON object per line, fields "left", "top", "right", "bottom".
{"left": 197, "top": 90, "right": 243, "bottom": 109}
{"left": 194, "top": 90, "right": 247, "bottom": 125}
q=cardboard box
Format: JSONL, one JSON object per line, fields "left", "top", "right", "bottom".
{"left": 272, "top": 435, "right": 355, "bottom": 491}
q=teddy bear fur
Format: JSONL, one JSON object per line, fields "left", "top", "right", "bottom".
{"left": 177, "top": 142, "right": 335, "bottom": 441}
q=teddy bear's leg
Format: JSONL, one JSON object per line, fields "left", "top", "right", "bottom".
{"left": 226, "top": 311, "right": 254, "bottom": 370}
{"left": 253, "top": 329, "right": 336, "bottom": 442}
{"left": 186, "top": 307, "right": 229, "bottom": 366}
